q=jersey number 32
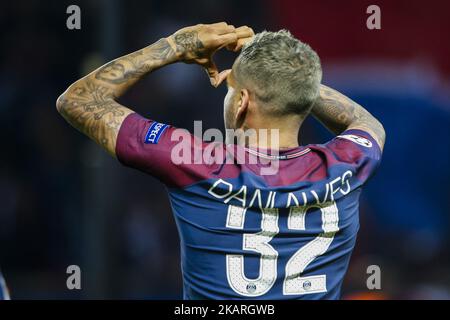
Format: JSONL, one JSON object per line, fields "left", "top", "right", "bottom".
{"left": 225, "top": 202, "right": 339, "bottom": 297}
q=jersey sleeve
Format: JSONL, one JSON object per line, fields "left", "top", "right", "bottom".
{"left": 115, "top": 113, "right": 223, "bottom": 188}
{"left": 323, "top": 129, "right": 383, "bottom": 184}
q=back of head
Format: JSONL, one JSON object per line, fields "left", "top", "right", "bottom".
{"left": 235, "top": 30, "right": 322, "bottom": 117}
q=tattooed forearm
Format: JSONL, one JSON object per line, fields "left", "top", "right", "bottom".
{"left": 312, "top": 85, "right": 385, "bottom": 149}
{"left": 57, "top": 37, "right": 178, "bottom": 156}
{"left": 57, "top": 22, "right": 243, "bottom": 157}
{"left": 94, "top": 38, "right": 175, "bottom": 86}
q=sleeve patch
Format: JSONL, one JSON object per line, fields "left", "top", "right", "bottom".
{"left": 337, "top": 134, "right": 372, "bottom": 148}
{"left": 144, "top": 122, "right": 169, "bottom": 144}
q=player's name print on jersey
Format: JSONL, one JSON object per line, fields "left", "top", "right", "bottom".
{"left": 208, "top": 170, "right": 353, "bottom": 208}
{"left": 116, "top": 114, "right": 382, "bottom": 299}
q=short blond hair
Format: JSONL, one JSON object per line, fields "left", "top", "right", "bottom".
{"left": 235, "top": 30, "right": 322, "bottom": 116}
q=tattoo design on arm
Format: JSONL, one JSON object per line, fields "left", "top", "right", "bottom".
{"left": 174, "top": 31, "right": 204, "bottom": 55}
{"left": 57, "top": 37, "right": 177, "bottom": 156}
{"left": 312, "top": 85, "right": 385, "bottom": 149}
{"left": 57, "top": 80, "right": 132, "bottom": 152}
{"left": 94, "top": 38, "right": 175, "bottom": 84}
{"left": 58, "top": 22, "right": 244, "bottom": 156}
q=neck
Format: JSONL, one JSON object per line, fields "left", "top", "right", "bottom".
{"left": 229, "top": 118, "right": 303, "bottom": 150}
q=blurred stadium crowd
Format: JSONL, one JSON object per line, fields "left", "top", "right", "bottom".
{"left": 1, "top": 0, "right": 450, "bottom": 299}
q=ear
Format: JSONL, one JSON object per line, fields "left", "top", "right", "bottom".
{"left": 235, "top": 88, "right": 250, "bottom": 127}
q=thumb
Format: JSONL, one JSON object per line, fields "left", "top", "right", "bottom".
{"left": 215, "top": 69, "right": 231, "bottom": 87}
{"left": 202, "top": 58, "right": 220, "bottom": 87}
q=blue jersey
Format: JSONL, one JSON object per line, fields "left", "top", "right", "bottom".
{"left": 116, "top": 113, "right": 382, "bottom": 299}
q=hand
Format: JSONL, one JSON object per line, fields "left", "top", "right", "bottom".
{"left": 168, "top": 22, "right": 254, "bottom": 86}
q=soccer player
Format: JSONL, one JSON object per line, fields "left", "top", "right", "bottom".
{"left": 56, "top": 22, "right": 385, "bottom": 299}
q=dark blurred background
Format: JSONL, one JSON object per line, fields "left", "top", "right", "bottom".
{"left": 1, "top": 0, "right": 450, "bottom": 299}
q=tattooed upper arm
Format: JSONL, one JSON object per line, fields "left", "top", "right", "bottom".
{"left": 56, "top": 80, "right": 133, "bottom": 157}
{"left": 312, "top": 85, "right": 386, "bottom": 150}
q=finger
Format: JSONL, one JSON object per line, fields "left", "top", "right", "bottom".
{"left": 210, "top": 22, "right": 234, "bottom": 34}
{"left": 222, "top": 24, "right": 236, "bottom": 35}
{"left": 210, "top": 21, "right": 228, "bottom": 28}
{"left": 224, "top": 26, "right": 254, "bottom": 51}
{"left": 226, "top": 36, "right": 253, "bottom": 52}
{"left": 235, "top": 26, "right": 254, "bottom": 39}
{"left": 216, "top": 33, "right": 238, "bottom": 50}
{"left": 202, "top": 59, "right": 220, "bottom": 87}
{"left": 233, "top": 36, "right": 253, "bottom": 51}
{"left": 216, "top": 69, "right": 232, "bottom": 87}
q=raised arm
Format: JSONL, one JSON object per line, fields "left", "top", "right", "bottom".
{"left": 55, "top": 37, "right": 177, "bottom": 157}
{"left": 56, "top": 22, "right": 253, "bottom": 157}
{"left": 311, "top": 85, "right": 386, "bottom": 150}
